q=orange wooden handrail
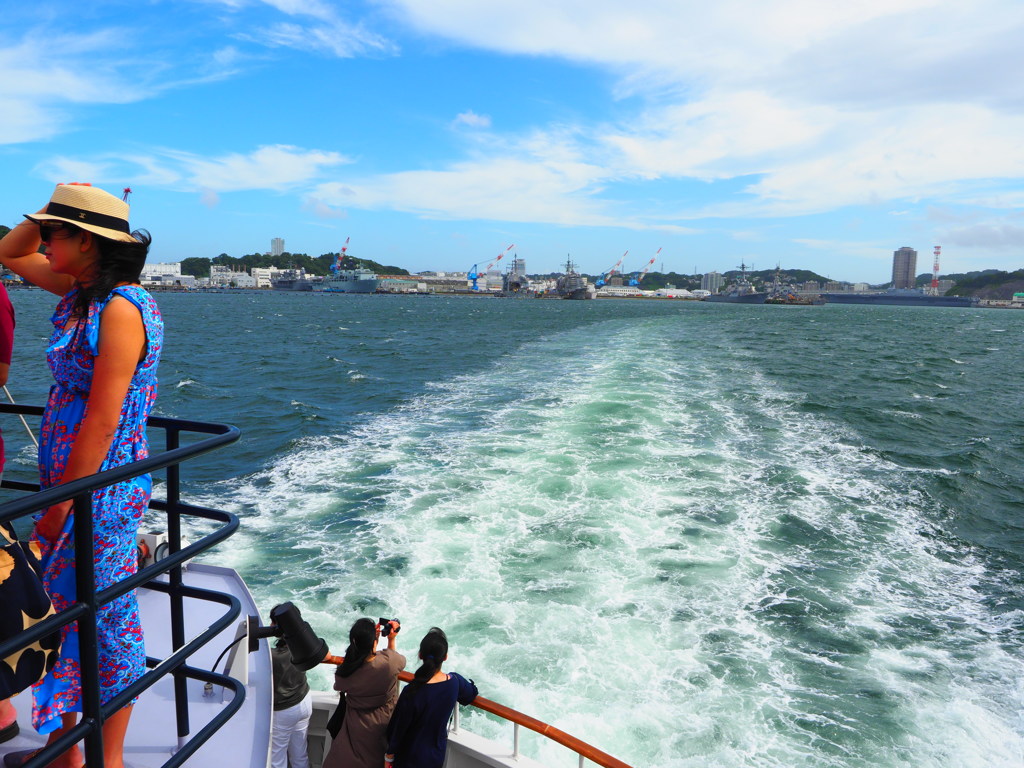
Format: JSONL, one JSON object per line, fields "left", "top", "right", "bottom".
{"left": 321, "top": 657, "right": 631, "bottom": 768}
{"left": 395, "top": 670, "right": 632, "bottom": 768}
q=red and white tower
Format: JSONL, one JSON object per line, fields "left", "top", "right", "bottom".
{"left": 931, "top": 246, "right": 941, "bottom": 295}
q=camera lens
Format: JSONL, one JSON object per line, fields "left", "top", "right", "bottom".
{"left": 270, "top": 602, "right": 328, "bottom": 671}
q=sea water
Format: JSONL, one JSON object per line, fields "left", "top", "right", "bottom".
{"left": 5, "top": 291, "right": 1024, "bottom": 767}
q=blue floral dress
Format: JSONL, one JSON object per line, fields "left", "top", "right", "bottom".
{"left": 31, "top": 285, "right": 163, "bottom": 734}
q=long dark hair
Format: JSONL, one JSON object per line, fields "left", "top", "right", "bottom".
{"left": 72, "top": 228, "right": 152, "bottom": 317}
{"left": 404, "top": 627, "right": 448, "bottom": 697}
{"left": 337, "top": 618, "right": 377, "bottom": 679}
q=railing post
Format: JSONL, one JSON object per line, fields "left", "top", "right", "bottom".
{"left": 165, "top": 425, "right": 191, "bottom": 748}
{"left": 73, "top": 490, "right": 104, "bottom": 766}
{"left": 513, "top": 723, "right": 520, "bottom": 759}
{"left": 452, "top": 704, "right": 460, "bottom": 734}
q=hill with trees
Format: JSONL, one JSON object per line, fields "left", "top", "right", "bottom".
{"left": 941, "top": 269, "right": 1024, "bottom": 299}
{"left": 180, "top": 252, "right": 409, "bottom": 278}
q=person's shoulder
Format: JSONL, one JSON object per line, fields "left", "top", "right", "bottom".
{"left": 110, "top": 284, "right": 157, "bottom": 306}
{"left": 382, "top": 648, "right": 407, "bottom": 668}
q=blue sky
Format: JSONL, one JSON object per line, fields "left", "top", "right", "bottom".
{"left": 3, "top": 0, "right": 1024, "bottom": 281}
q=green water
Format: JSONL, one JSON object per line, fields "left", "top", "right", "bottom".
{"left": 5, "top": 291, "right": 1023, "bottom": 767}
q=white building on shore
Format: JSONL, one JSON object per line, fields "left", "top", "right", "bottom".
{"left": 250, "top": 267, "right": 281, "bottom": 288}
{"left": 140, "top": 262, "right": 196, "bottom": 289}
{"left": 207, "top": 265, "right": 256, "bottom": 288}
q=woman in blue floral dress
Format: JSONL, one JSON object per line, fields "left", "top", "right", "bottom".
{"left": 0, "top": 183, "right": 162, "bottom": 768}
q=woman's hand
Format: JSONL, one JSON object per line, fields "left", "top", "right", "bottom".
{"left": 35, "top": 499, "right": 73, "bottom": 542}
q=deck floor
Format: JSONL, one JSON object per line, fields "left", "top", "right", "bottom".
{"left": 1, "top": 564, "right": 272, "bottom": 768}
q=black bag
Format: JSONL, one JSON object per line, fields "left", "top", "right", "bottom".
{"left": 326, "top": 693, "right": 346, "bottom": 739}
{"left": 0, "top": 523, "right": 62, "bottom": 699}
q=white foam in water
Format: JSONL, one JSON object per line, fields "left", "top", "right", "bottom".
{"left": 207, "top": 316, "right": 1023, "bottom": 768}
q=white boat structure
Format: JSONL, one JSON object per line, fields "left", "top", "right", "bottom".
{"left": 0, "top": 405, "right": 631, "bottom": 768}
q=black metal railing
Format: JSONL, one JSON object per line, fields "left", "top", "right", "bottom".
{"left": 0, "top": 404, "right": 242, "bottom": 768}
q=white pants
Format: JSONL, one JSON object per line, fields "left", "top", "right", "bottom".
{"left": 271, "top": 691, "right": 313, "bottom": 768}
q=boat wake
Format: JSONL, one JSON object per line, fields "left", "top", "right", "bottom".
{"left": 195, "top": 314, "right": 1024, "bottom": 768}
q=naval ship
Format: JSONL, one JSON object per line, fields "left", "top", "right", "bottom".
{"left": 704, "top": 263, "right": 767, "bottom": 304}
{"left": 312, "top": 267, "right": 381, "bottom": 294}
{"left": 821, "top": 288, "right": 978, "bottom": 307}
{"left": 314, "top": 240, "right": 381, "bottom": 294}
{"left": 554, "top": 258, "right": 595, "bottom": 300}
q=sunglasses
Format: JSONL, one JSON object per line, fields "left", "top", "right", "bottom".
{"left": 39, "top": 224, "right": 79, "bottom": 244}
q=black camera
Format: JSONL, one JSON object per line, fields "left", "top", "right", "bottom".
{"left": 379, "top": 618, "right": 400, "bottom": 636}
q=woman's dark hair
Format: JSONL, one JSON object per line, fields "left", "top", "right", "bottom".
{"left": 72, "top": 228, "right": 151, "bottom": 317}
{"left": 404, "top": 627, "right": 448, "bottom": 697}
{"left": 337, "top": 618, "right": 377, "bottom": 679}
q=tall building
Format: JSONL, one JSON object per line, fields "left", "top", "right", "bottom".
{"left": 271, "top": 237, "right": 285, "bottom": 258}
{"left": 891, "top": 247, "right": 917, "bottom": 289}
{"left": 702, "top": 271, "right": 723, "bottom": 293}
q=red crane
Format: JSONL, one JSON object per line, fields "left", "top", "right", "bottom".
{"left": 630, "top": 248, "right": 661, "bottom": 286}
{"left": 484, "top": 243, "right": 515, "bottom": 273}
{"left": 596, "top": 251, "right": 627, "bottom": 287}
{"left": 331, "top": 237, "right": 351, "bottom": 273}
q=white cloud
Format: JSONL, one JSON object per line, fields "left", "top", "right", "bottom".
{"left": 161, "top": 145, "right": 352, "bottom": 192}
{"left": 386, "top": 0, "right": 944, "bottom": 83}
{"left": 36, "top": 157, "right": 115, "bottom": 184}
{"left": 793, "top": 238, "right": 895, "bottom": 263}
{"left": 304, "top": 196, "right": 349, "bottom": 219}
{"left": 0, "top": 29, "right": 148, "bottom": 144}
{"left": 453, "top": 111, "right": 492, "bottom": 129}
{"left": 377, "top": 0, "right": 1024, "bottom": 223}
{"left": 313, "top": 148, "right": 695, "bottom": 233}
{"left": 243, "top": 21, "right": 394, "bottom": 58}
{"left": 229, "top": 0, "right": 396, "bottom": 57}
{"left": 200, "top": 188, "right": 221, "bottom": 208}
{"left": 36, "top": 145, "right": 352, "bottom": 196}
{"left": 942, "top": 223, "right": 1024, "bottom": 249}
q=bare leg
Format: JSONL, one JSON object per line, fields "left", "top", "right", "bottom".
{"left": 100, "top": 704, "right": 133, "bottom": 768}
{"left": 40, "top": 714, "right": 84, "bottom": 768}
{"left": 29, "top": 705, "right": 131, "bottom": 768}
{"left": 0, "top": 698, "right": 16, "bottom": 729}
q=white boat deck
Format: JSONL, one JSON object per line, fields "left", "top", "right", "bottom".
{"left": 1, "top": 563, "right": 272, "bottom": 768}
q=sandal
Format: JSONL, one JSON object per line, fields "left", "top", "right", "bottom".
{"left": 3, "top": 750, "right": 38, "bottom": 768}
{"left": 0, "top": 721, "right": 19, "bottom": 743}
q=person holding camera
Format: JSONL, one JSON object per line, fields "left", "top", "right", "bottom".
{"left": 385, "top": 627, "right": 478, "bottom": 768}
{"left": 324, "top": 618, "right": 406, "bottom": 768}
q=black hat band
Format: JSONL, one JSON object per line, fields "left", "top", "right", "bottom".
{"left": 44, "top": 202, "right": 131, "bottom": 234}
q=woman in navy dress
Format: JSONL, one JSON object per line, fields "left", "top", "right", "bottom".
{"left": 0, "top": 183, "right": 162, "bottom": 768}
{"left": 385, "top": 628, "right": 477, "bottom": 768}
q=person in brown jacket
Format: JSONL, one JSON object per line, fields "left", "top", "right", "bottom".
{"left": 324, "top": 618, "right": 405, "bottom": 768}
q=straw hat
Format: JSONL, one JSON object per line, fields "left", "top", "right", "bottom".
{"left": 25, "top": 184, "right": 139, "bottom": 243}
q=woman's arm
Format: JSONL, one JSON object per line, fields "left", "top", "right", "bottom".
{"left": 35, "top": 296, "right": 145, "bottom": 540}
{"left": 385, "top": 689, "right": 413, "bottom": 765}
{"left": 0, "top": 219, "right": 76, "bottom": 297}
{"left": 455, "top": 673, "right": 478, "bottom": 705}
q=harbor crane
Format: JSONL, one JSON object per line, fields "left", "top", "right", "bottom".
{"left": 330, "top": 237, "right": 351, "bottom": 273}
{"left": 469, "top": 243, "right": 515, "bottom": 291}
{"left": 596, "top": 251, "right": 628, "bottom": 287}
{"left": 629, "top": 248, "right": 661, "bottom": 286}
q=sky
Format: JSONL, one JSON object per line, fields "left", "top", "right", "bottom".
{"left": 2, "top": 1, "right": 1024, "bottom": 282}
